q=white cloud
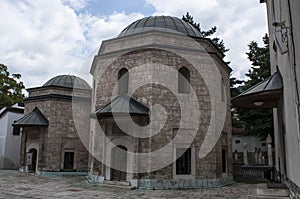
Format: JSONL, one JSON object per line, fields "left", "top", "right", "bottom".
{"left": 0, "top": 0, "right": 143, "bottom": 88}
{"left": 145, "top": 0, "right": 268, "bottom": 80}
{"left": 0, "top": 0, "right": 85, "bottom": 87}
{"left": 146, "top": 0, "right": 218, "bottom": 17}
{"left": 61, "top": 0, "right": 90, "bottom": 10}
{"left": 79, "top": 12, "right": 144, "bottom": 50}
{"left": 0, "top": 0, "right": 268, "bottom": 89}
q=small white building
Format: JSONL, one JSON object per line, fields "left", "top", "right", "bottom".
{"left": 232, "top": 128, "right": 267, "bottom": 154}
{"left": 0, "top": 103, "right": 24, "bottom": 169}
{"left": 232, "top": 127, "right": 268, "bottom": 165}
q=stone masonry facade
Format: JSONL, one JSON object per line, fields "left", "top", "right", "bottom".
{"left": 89, "top": 30, "right": 232, "bottom": 188}
{"left": 20, "top": 86, "right": 91, "bottom": 173}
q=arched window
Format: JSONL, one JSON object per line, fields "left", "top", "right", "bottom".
{"left": 178, "top": 67, "right": 190, "bottom": 94}
{"left": 221, "top": 78, "right": 225, "bottom": 102}
{"left": 118, "top": 68, "right": 129, "bottom": 95}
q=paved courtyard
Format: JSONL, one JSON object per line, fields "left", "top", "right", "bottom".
{"left": 0, "top": 170, "right": 257, "bottom": 199}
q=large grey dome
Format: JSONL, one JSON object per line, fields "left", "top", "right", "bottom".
{"left": 43, "top": 75, "right": 91, "bottom": 90}
{"left": 118, "top": 16, "right": 203, "bottom": 38}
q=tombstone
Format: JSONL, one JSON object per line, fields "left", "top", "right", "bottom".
{"left": 243, "top": 142, "right": 248, "bottom": 165}
{"left": 234, "top": 149, "right": 238, "bottom": 161}
{"left": 258, "top": 148, "right": 262, "bottom": 164}
{"left": 262, "top": 155, "right": 266, "bottom": 165}
{"left": 254, "top": 147, "right": 258, "bottom": 165}
{"left": 266, "top": 134, "right": 273, "bottom": 166}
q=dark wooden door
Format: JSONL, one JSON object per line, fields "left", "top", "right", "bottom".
{"left": 29, "top": 148, "right": 37, "bottom": 172}
{"left": 111, "top": 146, "right": 127, "bottom": 181}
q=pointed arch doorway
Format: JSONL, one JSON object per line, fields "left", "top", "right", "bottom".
{"left": 111, "top": 145, "right": 127, "bottom": 181}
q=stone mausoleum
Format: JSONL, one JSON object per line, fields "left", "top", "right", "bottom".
{"left": 88, "top": 16, "right": 233, "bottom": 189}
{"left": 14, "top": 75, "right": 91, "bottom": 174}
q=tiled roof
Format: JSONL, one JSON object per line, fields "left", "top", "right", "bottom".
{"left": 94, "top": 95, "right": 149, "bottom": 117}
{"left": 118, "top": 16, "right": 203, "bottom": 38}
{"left": 13, "top": 107, "right": 48, "bottom": 127}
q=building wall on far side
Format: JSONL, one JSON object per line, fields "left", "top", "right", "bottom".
{"left": 264, "top": 0, "right": 300, "bottom": 189}
{"left": 0, "top": 108, "right": 23, "bottom": 169}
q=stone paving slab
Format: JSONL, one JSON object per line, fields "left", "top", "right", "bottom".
{"left": 0, "top": 170, "right": 256, "bottom": 198}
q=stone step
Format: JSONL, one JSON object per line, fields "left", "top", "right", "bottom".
{"left": 256, "top": 188, "right": 290, "bottom": 197}
{"left": 85, "top": 176, "right": 92, "bottom": 183}
{"left": 248, "top": 188, "right": 290, "bottom": 199}
{"left": 103, "top": 180, "right": 131, "bottom": 186}
{"left": 19, "top": 172, "right": 36, "bottom": 177}
{"left": 249, "top": 195, "right": 290, "bottom": 199}
{"left": 101, "top": 180, "right": 133, "bottom": 190}
{"left": 100, "top": 183, "right": 135, "bottom": 190}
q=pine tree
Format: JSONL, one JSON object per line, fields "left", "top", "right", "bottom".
{"left": 244, "top": 34, "right": 271, "bottom": 89}
{"left": 182, "top": 12, "right": 229, "bottom": 54}
{"left": 237, "top": 34, "right": 273, "bottom": 139}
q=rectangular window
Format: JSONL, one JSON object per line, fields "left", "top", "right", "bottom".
{"left": 235, "top": 140, "right": 240, "bottom": 144}
{"left": 176, "top": 148, "right": 191, "bottom": 175}
{"left": 12, "top": 126, "right": 21, "bottom": 135}
{"left": 63, "top": 152, "right": 74, "bottom": 170}
{"left": 221, "top": 79, "right": 225, "bottom": 102}
{"left": 222, "top": 149, "right": 227, "bottom": 173}
{"left": 12, "top": 120, "right": 20, "bottom": 135}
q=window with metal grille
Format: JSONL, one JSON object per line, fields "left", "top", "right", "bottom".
{"left": 176, "top": 148, "right": 191, "bottom": 175}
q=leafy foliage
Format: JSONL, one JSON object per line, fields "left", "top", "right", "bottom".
{"left": 244, "top": 34, "right": 271, "bottom": 89}
{"left": 182, "top": 12, "right": 229, "bottom": 54}
{"left": 230, "top": 77, "right": 244, "bottom": 98}
{"left": 182, "top": 13, "right": 273, "bottom": 139}
{"left": 0, "top": 64, "right": 25, "bottom": 109}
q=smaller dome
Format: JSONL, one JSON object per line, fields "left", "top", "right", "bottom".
{"left": 43, "top": 75, "right": 91, "bottom": 90}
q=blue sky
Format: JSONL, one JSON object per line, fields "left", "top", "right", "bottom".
{"left": 80, "top": 0, "right": 155, "bottom": 16}
{"left": 0, "top": 0, "right": 268, "bottom": 88}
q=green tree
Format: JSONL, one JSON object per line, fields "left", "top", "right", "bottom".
{"left": 182, "top": 12, "right": 244, "bottom": 129}
{"left": 230, "top": 77, "right": 244, "bottom": 97}
{"left": 182, "top": 12, "right": 229, "bottom": 54}
{"left": 0, "top": 64, "right": 25, "bottom": 109}
{"left": 244, "top": 34, "right": 271, "bottom": 89}
{"left": 237, "top": 34, "right": 273, "bottom": 139}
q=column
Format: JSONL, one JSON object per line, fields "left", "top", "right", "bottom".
{"left": 243, "top": 142, "right": 248, "bottom": 166}
{"left": 266, "top": 134, "right": 273, "bottom": 166}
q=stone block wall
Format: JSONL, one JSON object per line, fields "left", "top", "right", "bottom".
{"left": 20, "top": 87, "right": 91, "bottom": 172}
{"left": 91, "top": 40, "right": 232, "bottom": 181}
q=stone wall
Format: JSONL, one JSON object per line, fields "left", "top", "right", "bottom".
{"left": 91, "top": 36, "right": 232, "bottom": 182}
{"left": 20, "top": 87, "right": 91, "bottom": 172}
{"left": 286, "top": 178, "right": 300, "bottom": 199}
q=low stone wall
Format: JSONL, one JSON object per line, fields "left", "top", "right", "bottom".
{"left": 88, "top": 172, "right": 104, "bottom": 183}
{"left": 233, "top": 164, "right": 273, "bottom": 182}
{"left": 136, "top": 177, "right": 234, "bottom": 189}
{"left": 87, "top": 172, "right": 233, "bottom": 189}
{"left": 286, "top": 179, "right": 300, "bottom": 199}
{"left": 36, "top": 171, "right": 88, "bottom": 176}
